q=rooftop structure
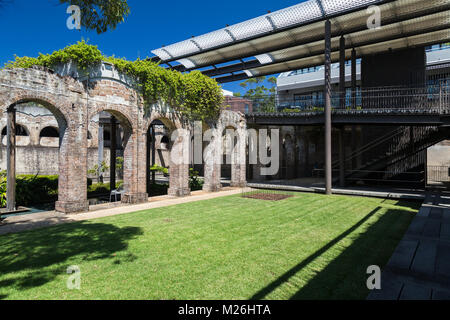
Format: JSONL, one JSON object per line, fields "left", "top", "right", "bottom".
{"left": 150, "top": 0, "right": 450, "bottom": 83}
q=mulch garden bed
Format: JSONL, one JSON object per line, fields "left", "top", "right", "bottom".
{"left": 242, "top": 192, "right": 294, "bottom": 201}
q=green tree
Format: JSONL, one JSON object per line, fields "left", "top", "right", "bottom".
{"left": 59, "top": 0, "right": 130, "bottom": 34}
{"left": 0, "top": 1, "right": 129, "bottom": 34}
{"left": 239, "top": 76, "right": 277, "bottom": 112}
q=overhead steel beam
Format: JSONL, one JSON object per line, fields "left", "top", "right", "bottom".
{"left": 213, "top": 20, "right": 450, "bottom": 80}
{"left": 203, "top": 60, "right": 262, "bottom": 77}
{"left": 216, "top": 30, "right": 450, "bottom": 83}
{"left": 153, "top": 1, "right": 448, "bottom": 70}
{"left": 153, "top": 0, "right": 398, "bottom": 65}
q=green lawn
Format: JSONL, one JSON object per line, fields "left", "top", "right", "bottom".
{"left": 0, "top": 192, "right": 419, "bottom": 300}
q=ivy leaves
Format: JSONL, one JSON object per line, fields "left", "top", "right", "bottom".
{"left": 5, "top": 41, "right": 223, "bottom": 121}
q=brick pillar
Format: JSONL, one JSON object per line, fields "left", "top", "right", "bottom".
{"left": 121, "top": 127, "right": 148, "bottom": 204}
{"left": 168, "top": 129, "right": 191, "bottom": 197}
{"left": 203, "top": 126, "right": 222, "bottom": 192}
{"left": 285, "top": 137, "right": 295, "bottom": 179}
{"left": 55, "top": 120, "right": 89, "bottom": 214}
{"left": 230, "top": 127, "right": 247, "bottom": 187}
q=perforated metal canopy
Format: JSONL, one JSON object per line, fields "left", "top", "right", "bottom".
{"left": 150, "top": 0, "right": 450, "bottom": 83}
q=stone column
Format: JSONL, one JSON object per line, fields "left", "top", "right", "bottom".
{"left": 121, "top": 127, "right": 148, "bottom": 204}
{"left": 55, "top": 109, "right": 89, "bottom": 214}
{"left": 203, "top": 126, "right": 222, "bottom": 192}
{"left": 6, "top": 106, "right": 16, "bottom": 212}
{"left": 230, "top": 127, "right": 247, "bottom": 187}
{"left": 285, "top": 137, "right": 295, "bottom": 180}
{"left": 168, "top": 129, "right": 191, "bottom": 197}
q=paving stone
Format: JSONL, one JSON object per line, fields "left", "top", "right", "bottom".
{"left": 422, "top": 220, "right": 441, "bottom": 238}
{"left": 430, "top": 207, "right": 443, "bottom": 220}
{"left": 367, "top": 273, "right": 403, "bottom": 300}
{"left": 406, "top": 217, "right": 426, "bottom": 236}
{"left": 387, "top": 240, "right": 418, "bottom": 270}
{"left": 417, "top": 206, "right": 431, "bottom": 218}
{"left": 435, "top": 243, "right": 450, "bottom": 279}
{"left": 443, "top": 209, "right": 450, "bottom": 223}
{"left": 400, "top": 282, "right": 432, "bottom": 300}
{"left": 440, "top": 223, "right": 450, "bottom": 241}
{"left": 432, "top": 289, "right": 450, "bottom": 300}
{"left": 411, "top": 240, "right": 437, "bottom": 275}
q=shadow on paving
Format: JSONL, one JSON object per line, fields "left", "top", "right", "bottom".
{"left": 251, "top": 206, "right": 415, "bottom": 300}
{"left": 0, "top": 221, "right": 143, "bottom": 299}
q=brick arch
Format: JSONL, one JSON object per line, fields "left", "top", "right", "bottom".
{"left": 88, "top": 104, "right": 135, "bottom": 133}
{"left": 144, "top": 108, "right": 191, "bottom": 198}
{"left": 0, "top": 68, "right": 89, "bottom": 213}
{"left": 3, "top": 96, "right": 69, "bottom": 131}
{"left": 145, "top": 111, "right": 184, "bottom": 134}
{"left": 86, "top": 78, "right": 143, "bottom": 134}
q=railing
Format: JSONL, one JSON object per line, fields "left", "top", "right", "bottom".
{"left": 313, "top": 168, "right": 424, "bottom": 185}
{"left": 249, "top": 84, "right": 450, "bottom": 114}
{"left": 427, "top": 166, "right": 450, "bottom": 185}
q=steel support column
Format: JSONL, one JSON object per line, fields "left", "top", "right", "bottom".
{"left": 146, "top": 125, "right": 151, "bottom": 194}
{"left": 6, "top": 106, "right": 16, "bottom": 212}
{"left": 110, "top": 116, "right": 117, "bottom": 193}
{"left": 339, "top": 127, "right": 345, "bottom": 187}
{"left": 151, "top": 125, "right": 156, "bottom": 184}
{"left": 98, "top": 123, "right": 104, "bottom": 183}
{"left": 339, "top": 36, "right": 346, "bottom": 109}
{"left": 325, "top": 20, "right": 332, "bottom": 195}
{"left": 351, "top": 48, "right": 357, "bottom": 108}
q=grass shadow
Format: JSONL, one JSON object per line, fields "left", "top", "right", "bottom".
{"left": 0, "top": 221, "right": 143, "bottom": 292}
{"left": 251, "top": 205, "right": 414, "bottom": 300}
{"left": 290, "top": 208, "right": 413, "bottom": 299}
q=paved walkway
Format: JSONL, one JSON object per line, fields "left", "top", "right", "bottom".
{"left": 0, "top": 187, "right": 245, "bottom": 236}
{"left": 368, "top": 191, "right": 450, "bottom": 300}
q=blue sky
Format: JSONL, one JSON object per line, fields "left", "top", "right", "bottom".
{"left": 0, "top": 0, "right": 302, "bottom": 94}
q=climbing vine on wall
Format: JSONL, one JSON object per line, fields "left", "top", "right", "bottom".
{"left": 4, "top": 41, "right": 223, "bottom": 120}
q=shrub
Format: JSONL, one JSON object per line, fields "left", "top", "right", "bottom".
{"left": 150, "top": 165, "right": 169, "bottom": 176}
{"left": 189, "top": 168, "right": 204, "bottom": 191}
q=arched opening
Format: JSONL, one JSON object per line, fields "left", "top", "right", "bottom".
{"left": 146, "top": 116, "right": 191, "bottom": 198}
{"left": 39, "top": 126, "right": 59, "bottom": 147}
{"left": 40, "top": 126, "right": 59, "bottom": 138}
{"left": 1, "top": 124, "right": 30, "bottom": 147}
{"left": 221, "top": 125, "right": 240, "bottom": 185}
{"left": 87, "top": 110, "right": 129, "bottom": 203}
{"left": 1, "top": 100, "right": 68, "bottom": 212}
{"left": 146, "top": 119, "right": 172, "bottom": 197}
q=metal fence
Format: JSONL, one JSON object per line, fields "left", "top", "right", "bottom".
{"left": 249, "top": 83, "right": 450, "bottom": 114}
{"left": 427, "top": 166, "right": 450, "bottom": 185}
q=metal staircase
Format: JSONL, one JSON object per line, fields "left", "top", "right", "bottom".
{"left": 337, "top": 125, "right": 450, "bottom": 187}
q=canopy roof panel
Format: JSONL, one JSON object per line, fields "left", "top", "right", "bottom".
{"left": 150, "top": 0, "right": 450, "bottom": 82}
